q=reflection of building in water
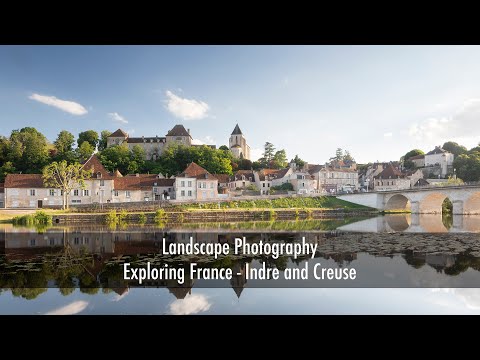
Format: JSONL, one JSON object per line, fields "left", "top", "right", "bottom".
{"left": 230, "top": 261, "right": 247, "bottom": 298}
{"left": 426, "top": 253, "right": 456, "bottom": 272}
{"left": 168, "top": 277, "right": 195, "bottom": 299}
{"left": 321, "top": 252, "right": 357, "bottom": 266}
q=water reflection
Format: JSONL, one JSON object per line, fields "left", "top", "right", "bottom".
{"left": 338, "top": 214, "right": 480, "bottom": 233}
{"left": 2, "top": 216, "right": 480, "bottom": 299}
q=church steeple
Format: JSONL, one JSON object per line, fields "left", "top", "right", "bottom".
{"left": 231, "top": 124, "right": 243, "bottom": 135}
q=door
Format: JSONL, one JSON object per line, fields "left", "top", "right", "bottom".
{"left": 37, "top": 200, "right": 43, "bottom": 208}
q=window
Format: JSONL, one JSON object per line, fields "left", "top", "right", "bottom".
{"left": 188, "top": 190, "right": 192, "bottom": 196}
{"left": 30, "top": 189, "right": 36, "bottom": 196}
{"left": 268, "top": 183, "right": 270, "bottom": 187}
{"left": 198, "top": 182, "right": 202, "bottom": 188}
{"left": 126, "top": 191, "right": 131, "bottom": 198}
{"left": 71, "top": 199, "right": 81, "bottom": 204}
{"left": 49, "top": 189, "right": 55, "bottom": 196}
{"left": 84, "top": 237, "right": 89, "bottom": 245}
{"left": 168, "top": 188, "right": 172, "bottom": 192}
{"left": 30, "top": 239, "right": 36, "bottom": 247}
{"left": 181, "top": 181, "right": 185, "bottom": 187}
{"left": 249, "top": 177, "right": 252, "bottom": 181}
{"left": 83, "top": 189, "right": 89, "bottom": 196}
{"left": 181, "top": 190, "right": 185, "bottom": 197}
{"left": 263, "top": 183, "right": 265, "bottom": 187}
{"left": 115, "top": 235, "right": 119, "bottom": 241}
{"left": 100, "top": 180, "right": 105, "bottom": 186}
{"left": 49, "top": 239, "right": 55, "bottom": 246}
{"left": 126, "top": 234, "right": 131, "bottom": 241}
{"left": 210, "top": 191, "right": 214, "bottom": 198}
{"left": 73, "top": 189, "right": 79, "bottom": 196}
{"left": 188, "top": 181, "right": 192, "bottom": 187}
{"left": 210, "top": 182, "right": 214, "bottom": 188}
{"left": 74, "top": 237, "right": 80, "bottom": 245}
{"left": 176, "top": 137, "right": 182, "bottom": 141}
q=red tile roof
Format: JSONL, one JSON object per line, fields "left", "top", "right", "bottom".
{"left": 215, "top": 174, "right": 230, "bottom": 184}
{"left": 376, "top": 164, "right": 405, "bottom": 179}
{"left": 114, "top": 175, "right": 175, "bottom": 190}
{"left": 82, "top": 155, "right": 115, "bottom": 179}
{"left": 4, "top": 174, "right": 45, "bottom": 188}
{"left": 166, "top": 124, "right": 191, "bottom": 138}
{"left": 109, "top": 129, "right": 129, "bottom": 138}
{"left": 178, "top": 162, "right": 216, "bottom": 180}
{"left": 409, "top": 154, "right": 425, "bottom": 160}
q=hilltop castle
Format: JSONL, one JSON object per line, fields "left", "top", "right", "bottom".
{"left": 107, "top": 124, "right": 251, "bottom": 160}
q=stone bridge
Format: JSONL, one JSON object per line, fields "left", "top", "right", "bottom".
{"left": 338, "top": 185, "right": 480, "bottom": 214}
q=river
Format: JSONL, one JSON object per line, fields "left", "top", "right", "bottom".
{"left": 1, "top": 214, "right": 480, "bottom": 314}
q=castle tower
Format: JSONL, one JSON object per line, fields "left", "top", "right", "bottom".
{"left": 229, "top": 124, "right": 251, "bottom": 160}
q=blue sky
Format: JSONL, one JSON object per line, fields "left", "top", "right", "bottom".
{"left": 2, "top": 45, "right": 480, "bottom": 163}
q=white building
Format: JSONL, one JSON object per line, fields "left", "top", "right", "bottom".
{"left": 424, "top": 146, "right": 454, "bottom": 177}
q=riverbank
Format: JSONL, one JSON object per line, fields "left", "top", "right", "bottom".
{"left": 52, "top": 207, "right": 377, "bottom": 224}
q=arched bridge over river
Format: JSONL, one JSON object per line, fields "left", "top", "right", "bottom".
{"left": 338, "top": 185, "right": 480, "bottom": 214}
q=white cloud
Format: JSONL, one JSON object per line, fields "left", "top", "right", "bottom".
{"left": 408, "top": 98, "right": 480, "bottom": 148}
{"left": 165, "top": 90, "right": 209, "bottom": 120}
{"left": 45, "top": 300, "right": 88, "bottom": 315}
{"left": 192, "top": 136, "right": 216, "bottom": 146}
{"left": 384, "top": 132, "right": 393, "bottom": 137}
{"left": 108, "top": 112, "right": 128, "bottom": 124}
{"left": 169, "top": 294, "right": 211, "bottom": 315}
{"left": 29, "top": 93, "right": 87, "bottom": 115}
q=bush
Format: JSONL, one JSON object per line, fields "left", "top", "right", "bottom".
{"left": 154, "top": 208, "right": 168, "bottom": 223}
{"left": 118, "top": 210, "right": 128, "bottom": 222}
{"left": 12, "top": 210, "right": 53, "bottom": 228}
{"left": 138, "top": 213, "right": 147, "bottom": 224}
{"left": 105, "top": 210, "right": 118, "bottom": 225}
{"left": 271, "top": 183, "right": 294, "bottom": 191}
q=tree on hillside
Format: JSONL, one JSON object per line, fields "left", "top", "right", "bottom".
{"left": 292, "top": 154, "right": 306, "bottom": 168}
{"left": 329, "top": 148, "right": 343, "bottom": 162}
{"left": 43, "top": 161, "right": 93, "bottom": 210}
{"left": 0, "top": 161, "right": 15, "bottom": 182}
{"left": 8, "top": 127, "right": 49, "bottom": 173}
{"left": 98, "top": 144, "right": 132, "bottom": 174}
{"left": 77, "top": 130, "right": 99, "bottom": 149}
{"left": 453, "top": 153, "right": 480, "bottom": 182}
{"left": 98, "top": 130, "right": 112, "bottom": 151}
{"left": 343, "top": 150, "right": 355, "bottom": 162}
{"left": 403, "top": 149, "right": 424, "bottom": 161}
{"left": 53, "top": 130, "right": 76, "bottom": 162}
{"left": 262, "top": 142, "right": 275, "bottom": 163}
{"left": 442, "top": 141, "right": 467, "bottom": 157}
{"left": 76, "top": 141, "right": 95, "bottom": 162}
{"left": 272, "top": 149, "right": 288, "bottom": 169}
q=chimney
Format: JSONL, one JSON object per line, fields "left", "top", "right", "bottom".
{"left": 188, "top": 129, "right": 190, "bottom": 134}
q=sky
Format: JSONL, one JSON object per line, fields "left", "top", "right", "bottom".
{"left": 1, "top": 45, "right": 480, "bottom": 164}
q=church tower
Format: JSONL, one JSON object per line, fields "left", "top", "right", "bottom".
{"left": 229, "top": 124, "right": 251, "bottom": 160}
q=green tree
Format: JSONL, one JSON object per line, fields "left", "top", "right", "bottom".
{"left": 453, "top": 153, "right": 480, "bottom": 182}
{"left": 0, "top": 161, "right": 15, "bottom": 182}
{"left": 98, "top": 130, "right": 112, "bottom": 151}
{"left": 99, "top": 144, "right": 131, "bottom": 174}
{"left": 77, "top": 130, "right": 99, "bottom": 149}
{"left": 53, "top": 130, "right": 76, "bottom": 162}
{"left": 343, "top": 150, "right": 355, "bottom": 162}
{"left": 292, "top": 154, "right": 306, "bottom": 168}
{"left": 272, "top": 149, "right": 288, "bottom": 169}
{"left": 442, "top": 141, "right": 467, "bottom": 157}
{"left": 262, "top": 142, "right": 275, "bottom": 162}
{"left": 0, "top": 136, "right": 10, "bottom": 164}
{"left": 219, "top": 145, "right": 230, "bottom": 151}
{"left": 330, "top": 148, "right": 343, "bottom": 162}
{"left": 42, "top": 160, "right": 93, "bottom": 209}
{"left": 8, "top": 127, "right": 49, "bottom": 173}
{"left": 131, "top": 145, "right": 146, "bottom": 168}
{"left": 76, "top": 141, "right": 95, "bottom": 162}
{"left": 403, "top": 149, "right": 424, "bottom": 161}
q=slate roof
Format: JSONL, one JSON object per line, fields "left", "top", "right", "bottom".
{"left": 109, "top": 129, "right": 129, "bottom": 138}
{"left": 231, "top": 124, "right": 243, "bottom": 135}
{"left": 166, "top": 124, "right": 191, "bottom": 138}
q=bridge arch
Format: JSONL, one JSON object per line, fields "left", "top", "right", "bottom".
{"left": 385, "top": 214, "right": 410, "bottom": 231}
{"left": 464, "top": 191, "right": 480, "bottom": 215}
{"left": 419, "top": 192, "right": 449, "bottom": 214}
{"left": 385, "top": 194, "right": 411, "bottom": 212}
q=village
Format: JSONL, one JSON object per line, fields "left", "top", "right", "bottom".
{"left": 0, "top": 123, "right": 459, "bottom": 209}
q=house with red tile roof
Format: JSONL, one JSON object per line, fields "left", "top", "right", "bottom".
{"left": 373, "top": 164, "right": 423, "bottom": 191}
{"left": 174, "top": 162, "right": 219, "bottom": 201}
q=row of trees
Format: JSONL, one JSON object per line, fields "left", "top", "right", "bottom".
{"left": 0, "top": 127, "right": 111, "bottom": 181}
{"left": 0, "top": 127, "right": 312, "bottom": 183}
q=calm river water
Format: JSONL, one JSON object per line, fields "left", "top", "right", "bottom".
{"left": 1, "top": 214, "right": 480, "bottom": 314}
